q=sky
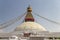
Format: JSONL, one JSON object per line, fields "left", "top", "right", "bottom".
{"left": 0, "top": 0, "right": 60, "bottom": 32}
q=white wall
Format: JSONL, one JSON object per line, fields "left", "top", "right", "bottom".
{"left": 0, "top": 39, "right": 8, "bottom": 40}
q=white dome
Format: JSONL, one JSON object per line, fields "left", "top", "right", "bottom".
{"left": 15, "top": 22, "right": 47, "bottom": 32}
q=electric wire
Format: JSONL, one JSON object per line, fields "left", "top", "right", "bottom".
{"left": 34, "top": 13, "right": 60, "bottom": 25}
{"left": 0, "top": 12, "right": 26, "bottom": 29}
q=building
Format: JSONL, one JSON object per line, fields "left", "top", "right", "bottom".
{"left": 0, "top": 6, "right": 60, "bottom": 40}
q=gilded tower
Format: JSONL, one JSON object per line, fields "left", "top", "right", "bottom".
{"left": 25, "top": 6, "right": 34, "bottom": 22}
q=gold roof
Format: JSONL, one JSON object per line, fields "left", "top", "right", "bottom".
{"left": 25, "top": 12, "right": 33, "bottom": 18}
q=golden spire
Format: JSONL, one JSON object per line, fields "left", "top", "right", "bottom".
{"left": 27, "top": 5, "right": 32, "bottom": 12}
{"left": 25, "top": 5, "right": 34, "bottom": 22}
